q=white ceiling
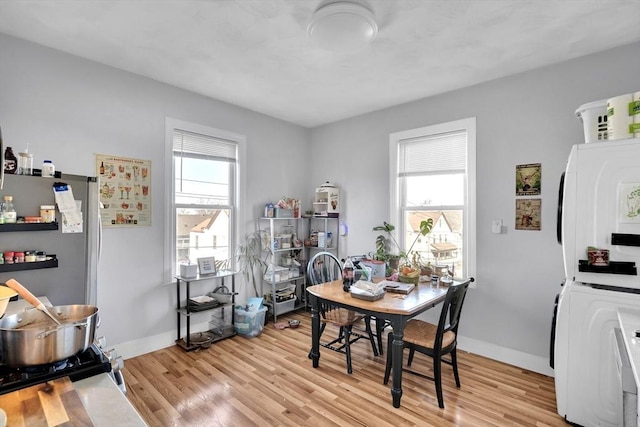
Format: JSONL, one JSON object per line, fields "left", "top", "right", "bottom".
{"left": 1, "top": 0, "right": 639, "bottom": 128}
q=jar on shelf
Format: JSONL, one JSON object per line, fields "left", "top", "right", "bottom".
{"left": 14, "top": 252, "right": 24, "bottom": 263}
{"left": 1, "top": 196, "right": 17, "bottom": 224}
{"left": 42, "top": 160, "right": 55, "bottom": 178}
{"left": 40, "top": 205, "right": 56, "bottom": 223}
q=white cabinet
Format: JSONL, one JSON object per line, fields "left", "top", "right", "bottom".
{"left": 313, "top": 183, "right": 340, "bottom": 217}
{"left": 258, "top": 217, "right": 306, "bottom": 322}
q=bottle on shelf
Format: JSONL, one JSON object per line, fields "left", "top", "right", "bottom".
{"left": 42, "top": 160, "right": 55, "bottom": 178}
{"left": 1, "top": 196, "right": 17, "bottom": 224}
{"left": 3, "top": 146, "right": 17, "bottom": 175}
{"left": 343, "top": 256, "right": 354, "bottom": 292}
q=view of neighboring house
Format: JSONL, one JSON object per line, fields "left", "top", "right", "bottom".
{"left": 176, "top": 210, "right": 230, "bottom": 266}
{"left": 406, "top": 210, "right": 463, "bottom": 275}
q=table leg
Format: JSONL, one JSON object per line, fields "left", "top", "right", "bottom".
{"left": 309, "top": 295, "right": 320, "bottom": 368}
{"left": 390, "top": 318, "right": 404, "bottom": 408}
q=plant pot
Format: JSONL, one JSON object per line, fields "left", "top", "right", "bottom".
{"left": 420, "top": 266, "right": 433, "bottom": 276}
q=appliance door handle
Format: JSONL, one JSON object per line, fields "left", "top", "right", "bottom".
{"left": 556, "top": 172, "right": 565, "bottom": 245}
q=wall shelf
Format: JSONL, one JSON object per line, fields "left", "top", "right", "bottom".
{"left": 0, "top": 257, "right": 58, "bottom": 273}
{"left": 0, "top": 222, "right": 59, "bottom": 232}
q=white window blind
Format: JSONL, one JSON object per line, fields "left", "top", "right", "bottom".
{"left": 398, "top": 130, "right": 466, "bottom": 176}
{"left": 173, "top": 129, "right": 237, "bottom": 161}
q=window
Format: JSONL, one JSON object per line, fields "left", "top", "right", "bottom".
{"left": 389, "top": 118, "right": 476, "bottom": 280}
{"left": 165, "top": 119, "right": 245, "bottom": 280}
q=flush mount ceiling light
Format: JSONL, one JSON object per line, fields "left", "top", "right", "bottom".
{"left": 307, "top": 2, "right": 378, "bottom": 52}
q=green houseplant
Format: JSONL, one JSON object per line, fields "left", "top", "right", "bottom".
{"left": 372, "top": 218, "right": 434, "bottom": 278}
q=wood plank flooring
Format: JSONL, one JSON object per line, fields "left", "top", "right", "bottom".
{"left": 123, "top": 310, "right": 566, "bottom": 426}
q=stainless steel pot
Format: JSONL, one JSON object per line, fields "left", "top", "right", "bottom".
{"left": 0, "top": 305, "right": 99, "bottom": 367}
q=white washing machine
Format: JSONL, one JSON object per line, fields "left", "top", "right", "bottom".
{"left": 554, "top": 280, "right": 640, "bottom": 426}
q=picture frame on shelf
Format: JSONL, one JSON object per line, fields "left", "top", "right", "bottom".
{"left": 197, "top": 257, "right": 216, "bottom": 275}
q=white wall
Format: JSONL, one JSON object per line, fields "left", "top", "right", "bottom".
{"left": 309, "top": 42, "right": 640, "bottom": 375}
{"left": 2, "top": 32, "right": 638, "bottom": 375}
{"left": 0, "top": 34, "right": 309, "bottom": 356}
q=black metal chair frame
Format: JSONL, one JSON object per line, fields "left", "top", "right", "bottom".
{"left": 383, "top": 278, "right": 472, "bottom": 408}
{"left": 307, "top": 251, "right": 379, "bottom": 374}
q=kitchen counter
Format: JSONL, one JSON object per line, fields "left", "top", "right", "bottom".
{"left": 75, "top": 373, "right": 147, "bottom": 426}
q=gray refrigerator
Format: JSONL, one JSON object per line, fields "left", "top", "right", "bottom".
{"left": 0, "top": 173, "right": 99, "bottom": 306}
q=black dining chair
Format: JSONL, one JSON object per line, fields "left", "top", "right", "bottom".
{"left": 307, "top": 251, "right": 379, "bottom": 374}
{"left": 383, "top": 277, "right": 473, "bottom": 408}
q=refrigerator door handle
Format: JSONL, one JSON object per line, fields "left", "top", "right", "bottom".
{"left": 556, "top": 172, "right": 565, "bottom": 245}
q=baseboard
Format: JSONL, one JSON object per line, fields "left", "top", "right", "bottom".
{"left": 115, "top": 322, "right": 555, "bottom": 378}
{"left": 457, "top": 335, "right": 554, "bottom": 377}
{"left": 115, "top": 320, "right": 211, "bottom": 360}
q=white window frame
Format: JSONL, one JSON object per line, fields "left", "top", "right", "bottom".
{"left": 164, "top": 118, "right": 246, "bottom": 283}
{"left": 389, "top": 117, "right": 476, "bottom": 282}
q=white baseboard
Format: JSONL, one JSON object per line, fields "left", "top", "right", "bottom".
{"left": 116, "top": 323, "right": 555, "bottom": 378}
{"left": 115, "top": 320, "right": 211, "bottom": 360}
{"left": 457, "top": 335, "right": 554, "bottom": 377}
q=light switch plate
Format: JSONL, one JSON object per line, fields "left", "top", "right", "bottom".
{"left": 492, "top": 220, "right": 502, "bottom": 234}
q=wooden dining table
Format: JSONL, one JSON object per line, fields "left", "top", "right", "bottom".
{"left": 307, "top": 279, "right": 450, "bottom": 408}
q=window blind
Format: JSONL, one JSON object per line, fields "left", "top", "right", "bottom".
{"left": 398, "top": 130, "right": 466, "bottom": 176}
{"left": 173, "top": 129, "right": 237, "bottom": 161}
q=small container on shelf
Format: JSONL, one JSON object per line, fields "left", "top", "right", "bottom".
{"left": 3, "top": 251, "right": 14, "bottom": 265}
{"left": 40, "top": 205, "right": 56, "bottom": 223}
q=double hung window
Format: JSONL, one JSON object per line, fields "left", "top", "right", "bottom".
{"left": 166, "top": 119, "right": 244, "bottom": 278}
{"left": 389, "top": 118, "right": 476, "bottom": 279}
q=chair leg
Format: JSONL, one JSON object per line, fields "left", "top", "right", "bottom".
{"left": 376, "top": 318, "right": 384, "bottom": 355}
{"left": 344, "top": 326, "right": 353, "bottom": 374}
{"left": 451, "top": 348, "right": 461, "bottom": 388}
{"left": 407, "top": 348, "right": 415, "bottom": 366}
{"left": 365, "top": 317, "right": 379, "bottom": 356}
{"left": 383, "top": 332, "right": 393, "bottom": 384}
{"left": 434, "top": 352, "right": 444, "bottom": 409}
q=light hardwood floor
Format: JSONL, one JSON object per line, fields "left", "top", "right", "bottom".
{"left": 124, "top": 310, "right": 566, "bottom": 426}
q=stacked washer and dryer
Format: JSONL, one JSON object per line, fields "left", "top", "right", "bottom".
{"left": 553, "top": 95, "right": 640, "bottom": 427}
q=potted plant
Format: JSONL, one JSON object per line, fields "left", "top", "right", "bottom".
{"left": 236, "top": 229, "right": 269, "bottom": 298}
{"left": 372, "top": 218, "right": 433, "bottom": 281}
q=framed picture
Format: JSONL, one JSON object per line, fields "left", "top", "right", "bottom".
{"left": 515, "top": 199, "right": 541, "bottom": 231}
{"left": 516, "top": 163, "right": 541, "bottom": 196}
{"left": 197, "top": 257, "right": 216, "bottom": 275}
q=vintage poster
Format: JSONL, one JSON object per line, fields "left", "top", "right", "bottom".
{"left": 515, "top": 163, "right": 541, "bottom": 196}
{"left": 515, "top": 199, "right": 541, "bottom": 231}
{"left": 96, "top": 154, "right": 151, "bottom": 227}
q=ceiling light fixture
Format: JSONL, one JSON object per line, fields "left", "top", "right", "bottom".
{"left": 307, "top": 2, "right": 378, "bottom": 52}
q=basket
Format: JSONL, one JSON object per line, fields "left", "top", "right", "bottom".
{"left": 209, "top": 285, "right": 233, "bottom": 304}
{"left": 398, "top": 274, "right": 419, "bottom": 285}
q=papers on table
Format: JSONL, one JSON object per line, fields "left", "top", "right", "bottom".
{"left": 351, "top": 280, "right": 386, "bottom": 296}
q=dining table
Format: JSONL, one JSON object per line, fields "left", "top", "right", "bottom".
{"left": 307, "top": 279, "right": 452, "bottom": 408}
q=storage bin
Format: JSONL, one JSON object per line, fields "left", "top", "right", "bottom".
{"left": 210, "top": 308, "right": 233, "bottom": 336}
{"left": 575, "top": 99, "right": 608, "bottom": 143}
{"left": 275, "top": 208, "right": 294, "bottom": 218}
{"left": 273, "top": 296, "right": 297, "bottom": 316}
{"left": 234, "top": 306, "right": 267, "bottom": 337}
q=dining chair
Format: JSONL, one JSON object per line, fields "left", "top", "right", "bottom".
{"left": 383, "top": 277, "right": 473, "bottom": 408}
{"left": 307, "top": 251, "right": 379, "bottom": 374}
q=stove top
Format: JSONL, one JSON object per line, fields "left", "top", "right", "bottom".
{"left": 0, "top": 344, "right": 112, "bottom": 395}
